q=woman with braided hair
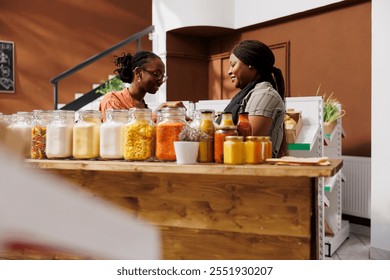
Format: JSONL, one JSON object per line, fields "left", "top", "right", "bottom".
{"left": 99, "top": 51, "right": 184, "bottom": 120}
{"left": 217, "top": 40, "right": 286, "bottom": 158}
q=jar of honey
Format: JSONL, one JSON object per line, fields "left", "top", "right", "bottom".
{"left": 223, "top": 136, "right": 245, "bottom": 165}
{"left": 214, "top": 125, "right": 238, "bottom": 163}
{"left": 198, "top": 110, "right": 215, "bottom": 163}
{"left": 245, "top": 136, "right": 263, "bottom": 164}
{"left": 261, "top": 136, "right": 273, "bottom": 160}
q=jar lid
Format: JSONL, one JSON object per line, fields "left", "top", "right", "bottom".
{"left": 246, "top": 136, "right": 262, "bottom": 141}
{"left": 216, "top": 125, "right": 237, "bottom": 130}
{"left": 225, "top": 136, "right": 244, "bottom": 141}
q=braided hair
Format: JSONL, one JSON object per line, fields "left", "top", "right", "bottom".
{"left": 232, "top": 40, "right": 285, "bottom": 99}
{"left": 113, "top": 51, "right": 161, "bottom": 83}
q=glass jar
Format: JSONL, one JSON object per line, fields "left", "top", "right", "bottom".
{"left": 156, "top": 107, "right": 187, "bottom": 161}
{"left": 8, "top": 111, "right": 33, "bottom": 158}
{"left": 124, "top": 108, "right": 155, "bottom": 161}
{"left": 214, "top": 125, "right": 238, "bottom": 164}
{"left": 220, "top": 112, "right": 234, "bottom": 126}
{"left": 189, "top": 110, "right": 202, "bottom": 129}
{"left": 261, "top": 136, "right": 273, "bottom": 160}
{"left": 244, "top": 136, "right": 263, "bottom": 164}
{"left": 31, "top": 110, "right": 53, "bottom": 159}
{"left": 198, "top": 110, "right": 215, "bottom": 163}
{"left": 46, "top": 110, "right": 75, "bottom": 159}
{"left": 72, "top": 110, "right": 101, "bottom": 159}
{"left": 100, "top": 109, "right": 128, "bottom": 160}
{"left": 223, "top": 136, "right": 245, "bottom": 165}
{"left": 237, "top": 112, "right": 252, "bottom": 139}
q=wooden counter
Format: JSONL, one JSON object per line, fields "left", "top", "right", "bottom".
{"left": 23, "top": 159, "right": 342, "bottom": 260}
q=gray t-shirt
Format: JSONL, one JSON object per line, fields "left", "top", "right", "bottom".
{"left": 244, "top": 81, "right": 285, "bottom": 157}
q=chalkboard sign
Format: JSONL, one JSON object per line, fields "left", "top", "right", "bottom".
{"left": 0, "top": 41, "right": 15, "bottom": 93}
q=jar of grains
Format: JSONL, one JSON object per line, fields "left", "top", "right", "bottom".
{"left": 46, "top": 110, "right": 75, "bottom": 159}
{"left": 155, "top": 107, "right": 187, "bottom": 161}
{"left": 8, "top": 111, "right": 33, "bottom": 158}
{"left": 124, "top": 108, "right": 155, "bottom": 161}
{"left": 31, "top": 110, "right": 53, "bottom": 159}
{"left": 223, "top": 136, "right": 245, "bottom": 165}
{"left": 100, "top": 109, "right": 128, "bottom": 160}
{"left": 72, "top": 110, "right": 101, "bottom": 159}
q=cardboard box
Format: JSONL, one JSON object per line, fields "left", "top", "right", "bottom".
{"left": 284, "top": 109, "right": 303, "bottom": 144}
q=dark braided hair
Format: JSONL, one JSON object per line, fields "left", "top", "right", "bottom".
{"left": 233, "top": 40, "right": 285, "bottom": 99}
{"left": 113, "top": 51, "right": 161, "bottom": 83}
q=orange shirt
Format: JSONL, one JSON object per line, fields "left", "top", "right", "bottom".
{"left": 99, "top": 88, "right": 147, "bottom": 121}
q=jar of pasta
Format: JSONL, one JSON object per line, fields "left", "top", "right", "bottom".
{"left": 31, "top": 110, "right": 53, "bottom": 159}
{"left": 99, "top": 109, "right": 128, "bottom": 160}
{"left": 156, "top": 107, "right": 187, "bottom": 161}
{"left": 124, "top": 108, "right": 155, "bottom": 161}
{"left": 223, "top": 136, "right": 245, "bottom": 165}
{"left": 214, "top": 125, "right": 238, "bottom": 164}
{"left": 72, "top": 110, "right": 101, "bottom": 159}
{"left": 46, "top": 110, "right": 75, "bottom": 159}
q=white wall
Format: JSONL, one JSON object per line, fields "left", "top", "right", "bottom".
{"left": 149, "top": 0, "right": 344, "bottom": 104}
{"left": 371, "top": 0, "right": 390, "bottom": 259}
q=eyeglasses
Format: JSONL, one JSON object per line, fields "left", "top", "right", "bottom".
{"left": 142, "top": 68, "right": 168, "bottom": 83}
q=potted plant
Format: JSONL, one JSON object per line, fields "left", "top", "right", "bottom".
{"left": 174, "top": 125, "right": 209, "bottom": 164}
{"left": 315, "top": 85, "right": 346, "bottom": 136}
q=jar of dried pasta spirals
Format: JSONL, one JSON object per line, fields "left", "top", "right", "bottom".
{"left": 155, "top": 107, "right": 187, "bottom": 161}
{"left": 123, "top": 108, "right": 155, "bottom": 161}
{"left": 31, "top": 110, "right": 53, "bottom": 159}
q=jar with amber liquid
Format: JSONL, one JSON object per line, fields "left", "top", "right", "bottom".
{"left": 124, "top": 108, "right": 155, "bottom": 161}
{"left": 198, "top": 110, "right": 215, "bottom": 163}
{"left": 261, "top": 136, "right": 273, "bottom": 160}
{"left": 237, "top": 112, "right": 252, "bottom": 139}
{"left": 214, "top": 125, "right": 238, "bottom": 163}
{"left": 72, "top": 110, "right": 101, "bottom": 159}
{"left": 156, "top": 107, "right": 187, "bottom": 161}
{"left": 244, "top": 136, "right": 264, "bottom": 164}
{"left": 223, "top": 136, "right": 245, "bottom": 165}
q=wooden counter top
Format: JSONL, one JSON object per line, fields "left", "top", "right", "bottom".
{"left": 25, "top": 159, "right": 342, "bottom": 178}
{"left": 21, "top": 158, "right": 342, "bottom": 260}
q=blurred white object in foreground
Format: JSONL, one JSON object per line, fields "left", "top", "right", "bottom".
{"left": 0, "top": 122, "right": 160, "bottom": 260}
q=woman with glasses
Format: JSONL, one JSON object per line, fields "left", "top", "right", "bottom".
{"left": 99, "top": 50, "right": 183, "bottom": 121}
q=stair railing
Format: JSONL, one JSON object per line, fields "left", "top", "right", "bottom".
{"left": 50, "top": 25, "right": 154, "bottom": 110}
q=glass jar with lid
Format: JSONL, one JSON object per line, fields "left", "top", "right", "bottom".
{"left": 31, "top": 110, "right": 53, "bottom": 159}
{"left": 124, "top": 108, "right": 155, "bottom": 161}
{"left": 237, "top": 112, "right": 252, "bottom": 139}
{"left": 198, "top": 110, "right": 215, "bottom": 163}
{"left": 46, "top": 110, "right": 75, "bottom": 159}
{"left": 214, "top": 125, "right": 238, "bottom": 164}
{"left": 223, "top": 136, "right": 245, "bottom": 165}
{"left": 72, "top": 110, "right": 101, "bottom": 159}
{"left": 260, "top": 136, "right": 273, "bottom": 160}
{"left": 156, "top": 107, "right": 187, "bottom": 161}
{"left": 244, "top": 136, "right": 263, "bottom": 164}
{"left": 100, "top": 109, "right": 128, "bottom": 160}
{"left": 8, "top": 111, "right": 33, "bottom": 158}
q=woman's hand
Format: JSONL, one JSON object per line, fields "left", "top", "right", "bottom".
{"left": 155, "top": 101, "right": 186, "bottom": 111}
